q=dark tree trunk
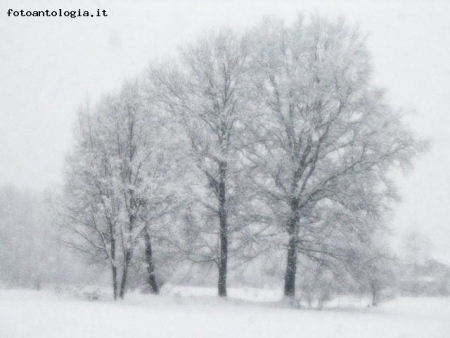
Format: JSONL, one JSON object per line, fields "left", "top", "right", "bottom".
{"left": 218, "top": 160, "right": 228, "bottom": 297}
{"left": 119, "top": 249, "right": 131, "bottom": 299}
{"left": 119, "top": 210, "right": 135, "bottom": 299}
{"left": 371, "top": 282, "right": 379, "bottom": 306}
{"left": 144, "top": 228, "right": 159, "bottom": 294}
{"left": 284, "top": 233, "right": 298, "bottom": 297}
{"left": 284, "top": 197, "right": 300, "bottom": 298}
{"left": 112, "top": 265, "right": 118, "bottom": 301}
{"left": 110, "top": 223, "right": 118, "bottom": 301}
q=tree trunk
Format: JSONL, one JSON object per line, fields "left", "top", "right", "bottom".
{"left": 284, "top": 197, "right": 300, "bottom": 298}
{"left": 119, "top": 209, "right": 135, "bottom": 299}
{"left": 119, "top": 249, "right": 131, "bottom": 299}
{"left": 110, "top": 223, "right": 118, "bottom": 301}
{"left": 144, "top": 228, "right": 159, "bottom": 294}
{"left": 218, "top": 161, "right": 228, "bottom": 297}
{"left": 112, "top": 265, "right": 118, "bottom": 301}
{"left": 371, "top": 282, "right": 379, "bottom": 306}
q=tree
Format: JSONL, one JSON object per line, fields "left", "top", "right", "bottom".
{"left": 151, "top": 29, "right": 252, "bottom": 297}
{"left": 60, "top": 81, "right": 181, "bottom": 299}
{"left": 242, "top": 15, "right": 423, "bottom": 299}
{"left": 60, "top": 96, "right": 124, "bottom": 299}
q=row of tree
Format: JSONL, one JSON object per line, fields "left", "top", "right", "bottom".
{"left": 2, "top": 185, "right": 443, "bottom": 306}
{"left": 58, "top": 15, "right": 423, "bottom": 301}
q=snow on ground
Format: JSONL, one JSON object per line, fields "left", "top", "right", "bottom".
{"left": 0, "top": 287, "right": 449, "bottom": 338}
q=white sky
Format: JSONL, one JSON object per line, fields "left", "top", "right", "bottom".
{"left": 1, "top": 0, "right": 449, "bottom": 261}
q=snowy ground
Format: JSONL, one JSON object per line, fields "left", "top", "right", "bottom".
{"left": 1, "top": 287, "right": 449, "bottom": 338}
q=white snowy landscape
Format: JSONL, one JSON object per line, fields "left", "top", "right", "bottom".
{"left": 1, "top": 0, "right": 450, "bottom": 337}
{"left": 1, "top": 287, "right": 449, "bottom": 338}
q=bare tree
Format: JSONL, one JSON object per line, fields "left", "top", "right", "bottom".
{"left": 60, "top": 81, "right": 181, "bottom": 299}
{"left": 242, "top": 15, "right": 424, "bottom": 299}
{"left": 152, "top": 29, "right": 252, "bottom": 297}
{"left": 59, "top": 98, "right": 123, "bottom": 299}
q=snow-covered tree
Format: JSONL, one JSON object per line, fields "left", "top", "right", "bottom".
{"left": 60, "top": 81, "right": 182, "bottom": 299}
{"left": 151, "top": 29, "right": 254, "bottom": 297}
{"left": 242, "top": 15, "right": 424, "bottom": 299}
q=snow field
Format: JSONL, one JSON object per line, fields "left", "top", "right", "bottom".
{"left": 0, "top": 288, "right": 449, "bottom": 338}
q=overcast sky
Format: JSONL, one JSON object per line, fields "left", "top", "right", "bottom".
{"left": 1, "top": 0, "right": 449, "bottom": 261}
